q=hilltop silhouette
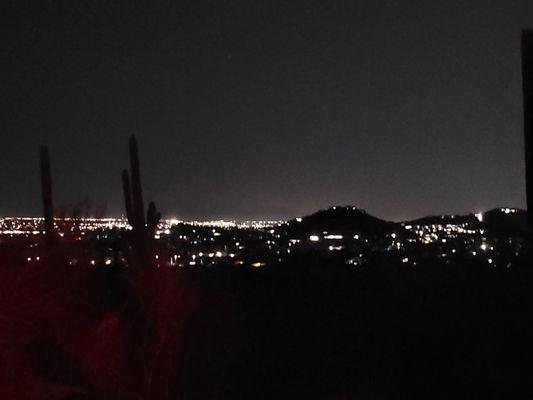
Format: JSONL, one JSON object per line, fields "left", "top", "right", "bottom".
{"left": 285, "top": 206, "right": 395, "bottom": 236}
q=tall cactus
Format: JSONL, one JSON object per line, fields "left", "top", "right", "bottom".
{"left": 522, "top": 29, "right": 533, "bottom": 243}
{"left": 129, "top": 135, "right": 146, "bottom": 230}
{"left": 40, "top": 146, "right": 55, "bottom": 245}
{"left": 147, "top": 201, "right": 162, "bottom": 237}
{"left": 122, "top": 135, "right": 161, "bottom": 246}
{"left": 122, "top": 169, "right": 134, "bottom": 227}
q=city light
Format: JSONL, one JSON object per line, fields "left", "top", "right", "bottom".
{"left": 0, "top": 207, "right": 522, "bottom": 271}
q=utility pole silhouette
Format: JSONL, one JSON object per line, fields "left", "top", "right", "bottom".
{"left": 522, "top": 29, "right": 533, "bottom": 244}
{"left": 40, "top": 146, "right": 55, "bottom": 246}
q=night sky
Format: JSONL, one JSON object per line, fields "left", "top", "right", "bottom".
{"left": 2, "top": 1, "right": 532, "bottom": 221}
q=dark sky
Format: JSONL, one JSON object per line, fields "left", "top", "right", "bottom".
{"left": 2, "top": 1, "right": 532, "bottom": 221}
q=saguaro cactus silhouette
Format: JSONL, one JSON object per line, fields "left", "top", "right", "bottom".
{"left": 122, "top": 169, "right": 134, "bottom": 227}
{"left": 122, "top": 135, "right": 161, "bottom": 251}
{"left": 129, "top": 135, "right": 146, "bottom": 231}
{"left": 40, "top": 146, "right": 55, "bottom": 245}
{"left": 522, "top": 29, "right": 533, "bottom": 242}
{"left": 146, "top": 201, "right": 161, "bottom": 238}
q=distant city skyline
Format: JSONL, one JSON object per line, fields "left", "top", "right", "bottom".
{"left": 0, "top": 205, "right": 523, "bottom": 225}
{"left": 2, "top": 1, "right": 532, "bottom": 221}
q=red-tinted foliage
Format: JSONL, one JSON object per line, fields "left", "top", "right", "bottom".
{"left": 0, "top": 250, "right": 240, "bottom": 400}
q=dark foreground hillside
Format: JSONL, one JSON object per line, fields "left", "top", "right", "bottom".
{"left": 1, "top": 251, "right": 532, "bottom": 399}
